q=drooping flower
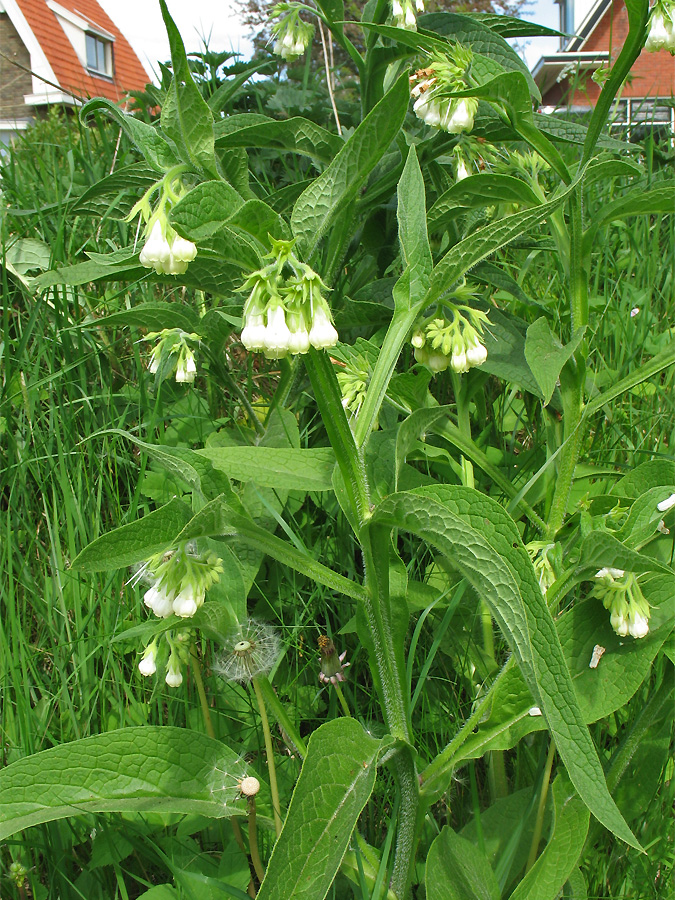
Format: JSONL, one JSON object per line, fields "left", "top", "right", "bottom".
{"left": 592, "top": 568, "right": 651, "bottom": 639}
{"left": 270, "top": 6, "right": 314, "bottom": 61}
{"left": 645, "top": 4, "right": 675, "bottom": 52}
{"left": 413, "top": 301, "right": 489, "bottom": 376}
{"left": 165, "top": 654, "right": 183, "bottom": 688}
{"left": 139, "top": 640, "right": 159, "bottom": 676}
{"left": 138, "top": 544, "right": 223, "bottom": 620}
{"left": 409, "top": 48, "right": 478, "bottom": 134}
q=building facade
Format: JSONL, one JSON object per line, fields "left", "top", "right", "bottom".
{"left": 0, "top": 0, "right": 149, "bottom": 142}
{"left": 532, "top": 0, "right": 675, "bottom": 135}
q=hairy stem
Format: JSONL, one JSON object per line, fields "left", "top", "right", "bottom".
{"left": 525, "top": 739, "right": 556, "bottom": 872}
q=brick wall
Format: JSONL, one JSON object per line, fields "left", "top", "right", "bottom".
{"left": 573, "top": 0, "right": 674, "bottom": 104}
{"left": 542, "top": 0, "right": 675, "bottom": 107}
{"left": 0, "top": 13, "right": 33, "bottom": 119}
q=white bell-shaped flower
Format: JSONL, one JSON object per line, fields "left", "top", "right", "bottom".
{"left": 309, "top": 305, "right": 339, "bottom": 349}
{"left": 465, "top": 336, "right": 488, "bottom": 367}
{"left": 139, "top": 644, "right": 157, "bottom": 676}
{"left": 172, "top": 235, "right": 198, "bottom": 263}
{"left": 446, "top": 99, "right": 476, "bottom": 134}
{"left": 645, "top": 11, "right": 672, "bottom": 50}
{"left": 172, "top": 583, "right": 205, "bottom": 618}
{"left": 144, "top": 582, "right": 174, "bottom": 618}
{"left": 139, "top": 221, "right": 166, "bottom": 268}
{"left": 165, "top": 657, "right": 183, "bottom": 687}
{"left": 241, "top": 313, "right": 267, "bottom": 351}
{"left": 264, "top": 305, "right": 293, "bottom": 356}
{"left": 628, "top": 610, "right": 649, "bottom": 639}
{"left": 175, "top": 351, "right": 197, "bottom": 383}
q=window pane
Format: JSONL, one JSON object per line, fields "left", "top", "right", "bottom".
{"left": 86, "top": 33, "right": 98, "bottom": 69}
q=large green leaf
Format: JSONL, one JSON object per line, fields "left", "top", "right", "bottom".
{"left": 290, "top": 74, "right": 409, "bottom": 258}
{"left": 524, "top": 318, "right": 586, "bottom": 406}
{"left": 428, "top": 174, "right": 539, "bottom": 231}
{"left": 170, "top": 181, "right": 244, "bottom": 240}
{"left": 79, "top": 98, "right": 177, "bottom": 172}
{"left": 0, "top": 727, "right": 247, "bottom": 839}
{"left": 373, "top": 486, "right": 639, "bottom": 847}
{"left": 418, "top": 12, "right": 540, "bottom": 99}
{"left": 426, "top": 177, "right": 578, "bottom": 303}
{"left": 71, "top": 498, "right": 192, "bottom": 571}
{"left": 214, "top": 115, "right": 342, "bottom": 163}
{"left": 441, "top": 576, "right": 675, "bottom": 760}
{"left": 196, "top": 446, "right": 336, "bottom": 491}
{"left": 158, "top": 0, "right": 218, "bottom": 179}
{"left": 256, "top": 719, "right": 389, "bottom": 900}
{"left": 426, "top": 826, "right": 500, "bottom": 900}
{"left": 509, "top": 778, "right": 589, "bottom": 900}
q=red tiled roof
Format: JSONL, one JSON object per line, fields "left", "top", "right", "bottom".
{"left": 15, "top": 0, "right": 149, "bottom": 102}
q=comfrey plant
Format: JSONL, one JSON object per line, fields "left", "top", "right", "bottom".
{"left": 8, "top": 1, "right": 674, "bottom": 899}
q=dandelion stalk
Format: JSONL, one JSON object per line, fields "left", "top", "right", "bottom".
{"left": 252, "top": 676, "right": 283, "bottom": 837}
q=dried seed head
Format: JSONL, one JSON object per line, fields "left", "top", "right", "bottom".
{"left": 214, "top": 619, "right": 281, "bottom": 683}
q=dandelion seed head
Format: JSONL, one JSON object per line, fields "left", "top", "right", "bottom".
{"left": 213, "top": 619, "right": 280, "bottom": 683}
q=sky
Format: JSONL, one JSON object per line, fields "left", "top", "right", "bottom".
{"left": 98, "top": 0, "right": 561, "bottom": 81}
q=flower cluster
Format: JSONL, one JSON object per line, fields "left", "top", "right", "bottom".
{"left": 139, "top": 630, "right": 191, "bottom": 688}
{"left": 139, "top": 220, "right": 197, "bottom": 276}
{"left": 129, "top": 167, "right": 198, "bottom": 276}
{"left": 139, "top": 543, "right": 224, "bottom": 620}
{"left": 145, "top": 328, "right": 200, "bottom": 383}
{"left": 270, "top": 3, "right": 314, "bottom": 61}
{"left": 318, "top": 635, "right": 350, "bottom": 685}
{"left": 214, "top": 620, "right": 281, "bottom": 683}
{"left": 240, "top": 238, "right": 338, "bottom": 359}
{"left": 392, "top": 0, "right": 424, "bottom": 31}
{"left": 645, "top": 1, "right": 675, "bottom": 53}
{"left": 411, "top": 304, "right": 489, "bottom": 374}
{"left": 592, "top": 568, "right": 651, "bottom": 639}
{"left": 410, "top": 48, "right": 478, "bottom": 134}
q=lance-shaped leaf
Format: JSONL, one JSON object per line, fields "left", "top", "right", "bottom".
{"left": 196, "top": 446, "right": 336, "bottom": 491}
{"left": 372, "top": 485, "right": 639, "bottom": 848}
{"left": 291, "top": 74, "right": 409, "bottom": 258}
{"left": 426, "top": 176, "right": 578, "bottom": 303}
{"left": 0, "top": 727, "right": 248, "bottom": 839}
{"left": 71, "top": 498, "right": 192, "bottom": 571}
{"left": 524, "top": 318, "right": 586, "bottom": 406}
{"left": 426, "top": 826, "right": 500, "bottom": 900}
{"left": 428, "top": 174, "right": 540, "bottom": 231}
{"left": 508, "top": 777, "right": 589, "bottom": 900}
{"left": 158, "top": 0, "right": 218, "bottom": 179}
{"left": 80, "top": 98, "right": 177, "bottom": 172}
{"left": 256, "top": 719, "right": 390, "bottom": 900}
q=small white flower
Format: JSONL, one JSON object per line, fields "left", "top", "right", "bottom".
{"left": 172, "top": 583, "right": 205, "bottom": 618}
{"left": 171, "top": 235, "right": 198, "bottom": 263}
{"left": 450, "top": 348, "right": 469, "bottom": 373}
{"left": 426, "top": 351, "right": 450, "bottom": 373}
{"left": 175, "top": 352, "right": 197, "bottom": 383}
{"left": 627, "top": 610, "right": 649, "bottom": 639}
{"left": 241, "top": 313, "right": 267, "bottom": 352}
{"left": 264, "top": 305, "right": 292, "bottom": 356}
{"left": 139, "top": 644, "right": 157, "bottom": 676}
{"left": 309, "top": 305, "right": 339, "bottom": 349}
{"left": 165, "top": 657, "right": 183, "bottom": 687}
{"left": 456, "top": 159, "right": 470, "bottom": 181}
{"left": 595, "top": 567, "right": 625, "bottom": 579}
{"left": 465, "top": 337, "right": 488, "bottom": 367}
{"left": 405, "top": 4, "right": 416, "bottom": 27}
{"left": 415, "top": 0, "right": 424, "bottom": 10}
{"left": 657, "top": 492, "right": 675, "bottom": 512}
{"left": 610, "top": 610, "right": 629, "bottom": 637}
{"left": 144, "top": 583, "right": 175, "bottom": 618}
{"left": 446, "top": 99, "right": 476, "bottom": 134}
{"left": 645, "top": 11, "right": 672, "bottom": 51}
{"left": 139, "top": 221, "right": 166, "bottom": 268}
{"left": 392, "top": 0, "right": 403, "bottom": 17}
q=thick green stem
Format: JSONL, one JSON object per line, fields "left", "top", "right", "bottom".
{"left": 334, "top": 683, "right": 352, "bottom": 718}
{"left": 252, "top": 677, "right": 283, "bottom": 838}
{"left": 546, "top": 187, "right": 588, "bottom": 539}
{"left": 390, "top": 751, "right": 419, "bottom": 899}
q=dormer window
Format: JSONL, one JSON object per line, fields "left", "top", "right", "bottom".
{"left": 85, "top": 32, "right": 111, "bottom": 76}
